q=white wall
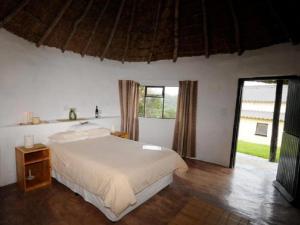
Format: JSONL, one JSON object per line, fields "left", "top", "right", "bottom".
{"left": 139, "top": 118, "right": 175, "bottom": 147}
{"left": 0, "top": 29, "right": 300, "bottom": 186}
{"left": 238, "top": 118, "right": 284, "bottom": 146}
{"left": 242, "top": 102, "right": 287, "bottom": 113}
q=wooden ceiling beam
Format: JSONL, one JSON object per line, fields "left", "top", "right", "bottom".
{"left": 147, "top": 0, "right": 162, "bottom": 64}
{"left": 227, "top": 0, "right": 243, "bottom": 55}
{"left": 265, "top": 0, "right": 293, "bottom": 44}
{"left": 62, "top": 0, "right": 93, "bottom": 52}
{"left": 0, "top": 0, "right": 30, "bottom": 28}
{"left": 201, "top": 0, "right": 209, "bottom": 58}
{"left": 81, "top": 0, "right": 110, "bottom": 57}
{"left": 100, "top": 0, "right": 126, "bottom": 61}
{"left": 172, "top": 0, "right": 180, "bottom": 62}
{"left": 122, "top": 0, "right": 137, "bottom": 64}
{"left": 37, "top": 0, "right": 72, "bottom": 47}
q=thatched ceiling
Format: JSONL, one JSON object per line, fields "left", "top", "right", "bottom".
{"left": 0, "top": 0, "right": 299, "bottom": 63}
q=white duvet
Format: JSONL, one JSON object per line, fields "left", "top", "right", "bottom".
{"left": 49, "top": 135, "right": 188, "bottom": 215}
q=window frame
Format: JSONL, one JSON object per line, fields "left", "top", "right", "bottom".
{"left": 140, "top": 85, "right": 177, "bottom": 119}
{"left": 255, "top": 122, "right": 268, "bottom": 137}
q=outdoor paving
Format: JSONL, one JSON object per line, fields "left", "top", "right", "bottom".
{"left": 235, "top": 152, "right": 278, "bottom": 178}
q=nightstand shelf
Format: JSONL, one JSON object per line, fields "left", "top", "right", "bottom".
{"left": 26, "top": 178, "right": 50, "bottom": 191}
{"left": 25, "top": 157, "right": 50, "bottom": 165}
{"left": 15, "top": 144, "right": 51, "bottom": 192}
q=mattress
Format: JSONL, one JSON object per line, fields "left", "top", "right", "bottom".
{"left": 49, "top": 135, "right": 187, "bottom": 217}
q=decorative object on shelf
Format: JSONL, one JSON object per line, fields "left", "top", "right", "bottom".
{"left": 22, "top": 112, "right": 33, "bottom": 124}
{"left": 26, "top": 169, "right": 35, "bottom": 181}
{"left": 111, "top": 125, "right": 115, "bottom": 133}
{"left": 69, "top": 108, "right": 77, "bottom": 120}
{"left": 95, "top": 106, "right": 99, "bottom": 118}
{"left": 19, "top": 112, "right": 45, "bottom": 125}
{"left": 24, "top": 135, "right": 34, "bottom": 148}
{"left": 32, "top": 117, "right": 41, "bottom": 125}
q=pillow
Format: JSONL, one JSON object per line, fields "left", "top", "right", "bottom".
{"left": 48, "top": 131, "right": 88, "bottom": 143}
{"left": 86, "top": 128, "right": 111, "bottom": 139}
{"left": 69, "top": 122, "right": 101, "bottom": 131}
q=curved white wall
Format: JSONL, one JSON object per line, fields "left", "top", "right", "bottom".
{"left": 1, "top": 29, "right": 300, "bottom": 186}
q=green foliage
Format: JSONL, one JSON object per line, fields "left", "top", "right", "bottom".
{"left": 145, "top": 97, "right": 163, "bottom": 118}
{"left": 163, "top": 108, "right": 176, "bottom": 118}
{"left": 138, "top": 86, "right": 145, "bottom": 117}
{"left": 138, "top": 86, "right": 178, "bottom": 119}
{"left": 237, "top": 140, "right": 280, "bottom": 162}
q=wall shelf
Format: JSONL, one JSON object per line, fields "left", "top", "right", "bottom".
{"left": 0, "top": 116, "right": 120, "bottom": 128}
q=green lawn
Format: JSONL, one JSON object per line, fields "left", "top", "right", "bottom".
{"left": 237, "top": 140, "right": 280, "bottom": 162}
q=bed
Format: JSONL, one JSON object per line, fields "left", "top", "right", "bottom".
{"left": 48, "top": 129, "right": 188, "bottom": 221}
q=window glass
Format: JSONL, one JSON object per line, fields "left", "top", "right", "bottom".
{"left": 146, "top": 87, "right": 163, "bottom": 97}
{"left": 139, "top": 86, "right": 178, "bottom": 119}
{"left": 255, "top": 123, "right": 268, "bottom": 137}
{"left": 139, "top": 86, "right": 145, "bottom": 117}
{"left": 163, "top": 87, "right": 179, "bottom": 118}
{"left": 145, "top": 97, "right": 163, "bottom": 118}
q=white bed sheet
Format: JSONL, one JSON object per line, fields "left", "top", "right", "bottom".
{"left": 49, "top": 135, "right": 187, "bottom": 216}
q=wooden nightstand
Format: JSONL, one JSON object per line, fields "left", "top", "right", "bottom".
{"left": 15, "top": 144, "right": 51, "bottom": 192}
{"left": 111, "top": 131, "right": 129, "bottom": 139}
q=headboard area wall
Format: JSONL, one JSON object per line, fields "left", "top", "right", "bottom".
{"left": 0, "top": 118, "right": 120, "bottom": 186}
{"left": 0, "top": 29, "right": 123, "bottom": 186}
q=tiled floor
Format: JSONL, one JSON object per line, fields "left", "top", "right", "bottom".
{"left": 0, "top": 156, "right": 299, "bottom": 225}
{"left": 236, "top": 152, "right": 278, "bottom": 177}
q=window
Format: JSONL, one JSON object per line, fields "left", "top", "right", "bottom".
{"left": 139, "top": 86, "right": 179, "bottom": 119}
{"left": 255, "top": 123, "right": 268, "bottom": 137}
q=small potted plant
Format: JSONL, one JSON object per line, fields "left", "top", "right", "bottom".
{"left": 69, "top": 108, "right": 77, "bottom": 120}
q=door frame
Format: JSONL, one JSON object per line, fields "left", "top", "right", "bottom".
{"left": 229, "top": 75, "right": 299, "bottom": 168}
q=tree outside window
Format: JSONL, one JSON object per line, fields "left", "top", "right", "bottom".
{"left": 138, "top": 86, "right": 178, "bottom": 119}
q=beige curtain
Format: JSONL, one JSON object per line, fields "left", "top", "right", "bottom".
{"left": 172, "top": 80, "right": 198, "bottom": 157}
{"left": 119, "top": 80, "right": 140, "bottom": 141}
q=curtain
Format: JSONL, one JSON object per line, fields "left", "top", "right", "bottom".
{"left": 172, "top": 80, "right": 198, "bottom": 157}
{"left": 118, "top": 80, "right": 140, "bottom": 141}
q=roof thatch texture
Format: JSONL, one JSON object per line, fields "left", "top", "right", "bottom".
{"left": 0, "top": 0, "right": 299, "bottom": 62}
